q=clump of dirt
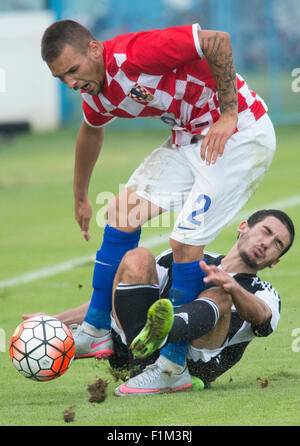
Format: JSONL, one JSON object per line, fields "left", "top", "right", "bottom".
{"left": 87, "top": 378, "right": 108, "bottom": 403}
{"left": 63, "top": 406, "right": 75, "bottom": 423}
{"left": 107, "top": 365, "right": 129, "bottom": 382}
{"left": 257, "top": 376, "right": 269, "bottom": 388}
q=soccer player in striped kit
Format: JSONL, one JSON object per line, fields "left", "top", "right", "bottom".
{"left": 22, "top": 210, "right": 295, "bottom": 395}
{"left": 41, "top": 20, "right": 276, "bottom": 369}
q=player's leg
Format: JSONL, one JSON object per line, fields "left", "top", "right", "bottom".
{"left": 83, "top": 189, "right": 163, "bottom": 331}
{"left": 74, "top": 190, "right": 163, "bottom": 359}
{"left": 22, "top": 302, "right": 90, "bottom": 327}
{"left": 115, "top": 287, "right": 232, "bottom": 397}
{"left": 159, "top": 238, "right": 207, "bottom": 368}
{"left": 160, "top": 115, "right": 276, "bottom": 368}
{"left": 112, "top": 247, "right": 163, "bottom": 375}
{"left": 157, "top": 184, "right": 214, "bottom": 369}
{"left": 130, "top": 287, "right": 231, "bottom": 359}
{"left": 112, "top": 247, "right": 160, "bottom": 338}
{"left": 172, "top": 287, "right": 231, "bottom": 350}
{"left": 126, "top": 139, "right": 202, "bottom": 369}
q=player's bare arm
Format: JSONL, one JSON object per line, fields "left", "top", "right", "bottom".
{"left": 74, "top": 122, "right": 105, "bottom": 240}
{"left": 200, "top": 261, "right": 271, "bottom": 325}
{"left": 22, "top": 302, "right": 90, "bottom": 325}
{"left": 197, "top": 30, "right": 238, "bottom": 165}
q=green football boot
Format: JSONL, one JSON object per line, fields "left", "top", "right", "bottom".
{"left": 130, "top": 299, "right": 174, "bottom": 359}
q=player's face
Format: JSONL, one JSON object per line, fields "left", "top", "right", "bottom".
{"left": 48, "top": 42, "right": 105, "bottom": 96}
{"left": 237, "top": 216, "right": 291, "bottom": 271}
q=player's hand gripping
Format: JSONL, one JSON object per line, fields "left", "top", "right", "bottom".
{"left": 200, "top": 260, "right": 238, "bottom": 294}
{"left": 200, "top": 112, "right": 238, "bottom": 165}
{"left": 75, "top": 197, "right": 92, "bottom": 241}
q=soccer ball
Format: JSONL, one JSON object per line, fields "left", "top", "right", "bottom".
{"left": 9, "top": 315, "right": 75, "bottom": 381}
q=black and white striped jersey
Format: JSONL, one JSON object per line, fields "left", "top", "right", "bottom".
{"left": 155, "top": 248, "right": 281, "bottom": 329}
{"left": 154, "top": 248, "right": 281, "bottom": 383}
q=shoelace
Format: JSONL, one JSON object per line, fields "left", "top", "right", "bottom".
{"left": 131, "top": 363, "right": 163, "bottom": 386}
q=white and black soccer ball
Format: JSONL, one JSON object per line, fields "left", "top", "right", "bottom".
{"left": 9, "top": 315, "right": 75, "bottom": 381}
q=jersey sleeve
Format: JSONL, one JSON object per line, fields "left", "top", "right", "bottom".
{"left": 125, "top": 23, "right": 203, "bottom": 75}
{"left": 252, "top": 283, "right": 281, "bottom": 337}
{"left": 82, "top": 95, "right": 116, "bottom": 128}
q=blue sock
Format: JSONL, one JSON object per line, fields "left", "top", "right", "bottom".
{"left": 161, "top": 260, "right": 206, "bottom": 366}
{"left": 84, "top": 224, "right": 141, "bottom": 330}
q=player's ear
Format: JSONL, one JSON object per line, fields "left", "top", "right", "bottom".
{"left": 268, "top": 259, "right": 280, "bottom": 269}
{"left": 237, "top": 220, "right": 248, "bottom": 236}
{"left": 87, "top": 40, "right": 102, "bottom": 59}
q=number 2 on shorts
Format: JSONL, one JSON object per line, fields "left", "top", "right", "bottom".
{"left": 187, "top": 194, "right": 211, "bottom": 226}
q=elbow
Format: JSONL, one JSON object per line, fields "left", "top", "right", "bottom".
{"left": 217, "top": 31, "right": 231, "bottom": 44}
{"left": 220, "top": 31, "right": 232, "bottom": 52}
{"left": 198, "top": 30, "right": 232, "bottom": 57}
{"left": 222, "top": 31, "right": 231, "bottom": 40}
{"left": 211, "top": 30, "right": 231, "bottom": 45}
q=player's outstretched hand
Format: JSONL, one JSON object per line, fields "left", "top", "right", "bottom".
{"left": 200, "top": 260, "right": 236, "bottom": 294}
{"left": 75, "top": 197, "right": 92, "bottom": 241}
{"left": 200, "top": 112, "right": 238, "bottom": 165}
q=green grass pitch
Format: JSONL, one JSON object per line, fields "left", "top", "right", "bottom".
{"left": 0, "top": 124, "right": 299, "bottom": 426}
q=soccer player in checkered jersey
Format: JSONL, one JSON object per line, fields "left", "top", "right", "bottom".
{"left": 41, "top": 20, "right": 277, "bottom": 364}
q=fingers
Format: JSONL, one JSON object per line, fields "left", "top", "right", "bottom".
{"left": 81, "top": 230, "right": 90, "bottom": 241}
{"left": 75, "top": 199, "right": 92, "bottom": 241}
{"left": 199, "top": 260, "right": 209, "bottom": 272}
{"left": 200, "top": 114, "right": 237, "bottom": 165}
{"left": 200, "top": 261, "right": 234, "bottom": 293}
{"left": 80, "top": 217, "right": 90, "bottom": 241}
{"left": 200, "top": 133, "right": 226, "bottom": 165}
{"left": 200, "top": 260, "right": 218, "bottom": 274}
{"left": 199, "top": 260, "right": 216, "bottom": 283}
{"left": 200, "top": 260, "right": 223, "bottom": 284}
{"left": 200, "top": 135, "right": 209, "bottom": 162}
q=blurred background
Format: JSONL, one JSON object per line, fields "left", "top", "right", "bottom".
{"left": 0, "top": 0, "right": 299, "bottom": 136}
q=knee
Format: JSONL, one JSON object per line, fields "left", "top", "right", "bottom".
{"left": 219, "top": 291, "right": 232, "bottom": 313}
{"left": 106, "top": 191, "right": 143, "bottom": 230}
{"left": 118, "top": 248, "right": 157, "bottom": 284}
{"left": 199, "top": 287, "right": 232, "bottom": 314}
{"left": 106, "top": 194, "right": 123, "bottom": 228}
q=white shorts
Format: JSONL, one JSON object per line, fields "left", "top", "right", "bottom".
{"left": 126, "top": 114, "right": 276, "bottom": 246}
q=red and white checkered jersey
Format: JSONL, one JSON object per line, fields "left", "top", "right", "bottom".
{"left": 82, "top": 24, "right": 267, "bottom": 146}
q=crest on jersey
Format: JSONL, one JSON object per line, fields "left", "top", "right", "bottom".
{"left": 129, "top": 84, "right": 154, "bottom": 102}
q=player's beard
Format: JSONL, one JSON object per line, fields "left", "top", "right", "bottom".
{"left": 239, "top": 250, "right": 259, "bottom": 269}
{"left": 237, "top": 232, "right": 262, "bottom": 270}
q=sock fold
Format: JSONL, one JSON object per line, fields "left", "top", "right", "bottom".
{"left": 169, "top": 260, "right": 206, "bottom": 308}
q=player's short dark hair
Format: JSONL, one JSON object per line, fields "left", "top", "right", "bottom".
{"left": 247, "top": 209, "right": 295, "bottom": 257}
{"left": 41, "top": 19, "right": 96, "bottom": 63}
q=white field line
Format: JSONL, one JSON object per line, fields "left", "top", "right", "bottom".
{"left": 0, "top": 233, "right": 170, "bottom": 289}
{"left": 1, "top": 194, "right": 299, "bottom": 289}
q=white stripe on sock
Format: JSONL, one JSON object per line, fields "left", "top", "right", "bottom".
{"left": 196, "top": 297, "right": 220, "bottom": 327}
